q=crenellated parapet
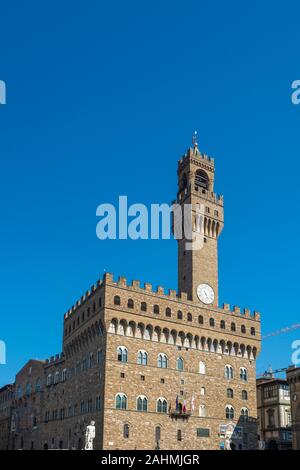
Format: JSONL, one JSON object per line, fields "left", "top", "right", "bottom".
{"left": 63, "top": 271, "right": 261, "bottom": 323}
{"left": 44, "top": 352, "right": 65, "bottom": 365}
{"left": 103, "top": 272, "right": 260, "bottom": 320}
{"left": 179, "top": 147, "right": 215, "bottom": 168}
{"left": 64, "top": 279, "right": 104, "bottom": 320}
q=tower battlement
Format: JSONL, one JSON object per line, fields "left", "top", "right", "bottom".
{"left": 179, "top": 147, "right": 215, "bottom": 166}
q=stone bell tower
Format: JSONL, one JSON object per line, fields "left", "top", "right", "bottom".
{"left": 176, "top": 133, "right": 224, "bottom": 305}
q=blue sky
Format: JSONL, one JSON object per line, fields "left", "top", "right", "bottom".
{"left": 1, "top": 0, "right": 300, "bottom": 387}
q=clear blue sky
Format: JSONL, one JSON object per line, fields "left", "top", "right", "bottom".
{"left": 1, "top": 0, "right": 300, "bottom": 387}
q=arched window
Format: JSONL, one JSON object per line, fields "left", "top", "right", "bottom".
{"left": 198, "top": 315, "right": 203, "bottom": 325}
{"left": 199, "top": 361, "right": 206, "bottom": 375}
{"left": 227, "top": 388, "right": 234, "bottom": 399}
{"left": 137, "top": 395, "right": 148, "bottom": 412}
{"left": 35, "top": 378, "right": 42, "bottom": 392}
{"left": 187, "top": 313, "right": 192, "bottom": 322}
{"left": 199, "top": 404, "right": 206, "bottom": 417}
{"left": 177, "top": 357, "right": 184, "bottom": 371}
{"left": 123, "top": 423, "right": 129, "bottom": 438}
{"left": 46, "top": 374, "right": 52, "bottom": 387}
{"left": 89, "top": 354, "right": 94, "bottom": 368}
{"left": 241, "top": 325, "right": 246, "bottom": 334}
{"left": 54, "top": 371, "right": 60, "bottom": 384}
{"left": 220, "top": 320, "right": 226, "bottom": 329}
{"left": 225, "top": 365, "right": 234, "bottom": 380}
{"left": 240, "top": 367, "right": 248, "bottom": 381}
{"left": 141, "top": 302, "right": 147, "bottom": 312}
{"left": 153, "top": 305, "right": 160, "bottom": 314}
{"left": 177, "top": 310, "right": 183, "bottom": 320}
{"left": 127, "top": 298, "right": 134, "bottom": 308}
{"left": 116, "top": 393, "right": 127, "bottom": 410}
{"left": 157, "top": 398, "right": 168, "bottom": 413}
{"left": 242, "top": 390, "right": 248, "bottom": 400}
{"left": 251, "top": 327, "right": 256, "bottom": 336}
{"left": 225, "top": 405, "right": 234, "bottom": 420}
{"left": 200, "top": 387, "right": 206, "bottom": 396}
{"left": 158, "top": 353, "right": 168, "bottom": 369}
{"left": 231, "top": 322, "right": 236, "bottom": 332}
{"left": 117, "top": 346, "right": 128, "bottom": 363}
{"left": 155, "top": 426, "right": 161, "bottom": 442}
{"left": 165, "top": 307, "right": 171, "bottom": 317}
{"left": 209, "top": 318, "right": 215, "bottom": 327}
{"left": 26, "top": 383, "right": 32, "bottom": 397}
{"left": 241, "top": 407, "right": 249, "bottom": 421}
{"left": 195, "top": 169, "right": 209, "bottom": 190}
{"left": 114, "top": 295, "right": 121, "bottom": 306}
{"left": 137, "top": 350, "right": 148, "bottom": 366}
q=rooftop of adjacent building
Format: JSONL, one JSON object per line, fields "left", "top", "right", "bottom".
{"left": 256, "top": 376, "right": 289, "bottom": 387}
{"left": 0, "top": 384, "right": 14, "bottom": 394}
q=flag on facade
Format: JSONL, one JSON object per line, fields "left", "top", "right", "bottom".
{"left": 175, "top": 395, "right": 179, "bottom": 411}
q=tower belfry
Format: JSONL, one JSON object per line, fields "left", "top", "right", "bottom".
{"left": 176, "top": 136, "right": 224, "bottom": 304}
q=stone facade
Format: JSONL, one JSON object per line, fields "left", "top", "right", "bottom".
{"left": 287, "top": 366, "right": 300, "bottom": 450}
{"left": 0, "top": 139, "right": 261, "bottom": 450}
{"left": 256, "top": 376, "right": 292, "bottom": 449}
{"left": 0, "top": 384, "right": 13, "bottom": 450}
{"left": 10, "top": 360, "right": 45, "bottom": 450}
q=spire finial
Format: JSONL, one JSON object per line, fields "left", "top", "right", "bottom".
{"left": 192, "top": 130, "right": 198, "bottom": 149}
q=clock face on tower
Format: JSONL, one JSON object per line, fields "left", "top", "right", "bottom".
{"left": 197, "top": 283, "right": 215, "bottom": 305}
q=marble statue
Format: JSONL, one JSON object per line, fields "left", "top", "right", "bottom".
{"left": 85, "top": 420, "right": 96, "bottom": 450}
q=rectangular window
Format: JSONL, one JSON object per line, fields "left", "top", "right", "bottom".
{"left": 96, "top": 396, "right": 101, "bottom": 410}
{"left": 97, "top": 350, "right": 103, "bottom": 364}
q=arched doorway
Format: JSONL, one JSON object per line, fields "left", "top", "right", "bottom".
{"left": 268, "top": 440, "right": 278, "bottom": 450}
{"left": 43, "top": 443, "right": 48, "bottom": 450}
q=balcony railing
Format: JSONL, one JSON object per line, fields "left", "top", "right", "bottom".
{"left": 169, "top": 410, "right": 191, "bottom": 421}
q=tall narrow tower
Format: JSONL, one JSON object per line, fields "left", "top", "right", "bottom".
{"left": 176, "top": 134, "right": 224, "bottom": 305}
